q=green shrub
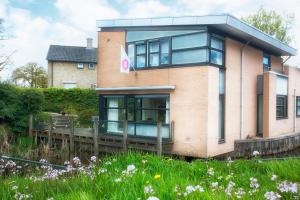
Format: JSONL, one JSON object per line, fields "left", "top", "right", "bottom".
{"left": 77, "top": 109, "right": 98, "bottom": 127}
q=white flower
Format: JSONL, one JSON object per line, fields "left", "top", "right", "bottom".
{"left": 252, "top": 150, "right": 260, "bottom": 156}
{"left": 105, "top": 161, "right": 112, "bottom": 165}
{"left": 12, "top": 185, "right": 18, "bottom": 190}
{"left": 235, "top": 188, "right": 245, "bottom": 199}
{"left": 207, "top": 168, "right": 214, "bottom": 176}
{"left": 142, "top": 160, "right": 148, "bottom": 164}
{"left": 225, "top": 181, "right": 235, "bottom": 196}
{"left": 271, "top": 175, "right": 277, "bottom": 181}
{"left": 114, "top": 178, "right": 122, "bottom": 183}
{"left": 72, "top": 157, "right": 81, "bottom": 167}
{"left": 90, "top": 156, "right": 97, "bottom": 162}
{"left": 277, "top": 181, "right": 298, "bottom": 193}
{"left": 98, "top": 168, "right": 107, "bottom": 174}
{"left": 127, "top": 164, "right": 135, "bottom": 172}
{"left": 250, "top": 177, "right": 260, "bottom": 189}
{"left": 264, "top": 191, "right": 281, "bottom": 200}
{"left": 47, "top": 198, "right": 54, "bottom": 200}
{"left": 147, "top": 196, "right": 159, "bottom": 200}
{"left": 144, "top": 185, "right": 154, "bottom": 194}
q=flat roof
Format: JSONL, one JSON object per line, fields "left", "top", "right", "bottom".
{"left": 96, "top": 14, "right": 296, "bottom": 56}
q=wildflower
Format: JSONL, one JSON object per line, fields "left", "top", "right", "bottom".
{"left": 144, "top": 185, "right": 154, "bottom": 194}
{"left": 105, "top": 161, "right": 112, "bottom": 165}
{"left": 252, "top": 150, "right": 260, "bottom": 157}
{"left": 142, "top": 160, "right": 148, "bottom": 164}
{"left": 264, "top": 191, "right": 281, "bottom": 200}
{"left": 114, "top": 178, "right": 122, "bottom": 183}
{"left": 227, "top": 157, "right": 233, "bottom": 166}
{"left": 147, "top": 196, "right": 159, "bottom": 200}
{"left": 154, "top": 174, "right": 161, "bottom": 181}
{"left": 72, "top": 157, "right": 81, "bottom": 167}
{"left": 183, "top": 185, "right": 204, "bottom": 196}
{"left": 63, "top": 161, "right": 70, "bottom": 166}
{"left": 225, "top": 181, "right": 235, "bottom": 196}
{"left": 235, "top": 188, "right": 245, "bottom": 199}
{"left": 122, "top": 164, "right": 136, "bottom": 175}
{"left": 47, "top": 198, "right": 54, "bottom": 200}
{"left": 98, "top": 168, "right": 107, "bottom": 174}
{"left": 90, "top": 156, "right": 97, "bottom": 163}
{"left": 12, "top": 185, "right": 18, "bottom": 190}
{"left": 207, "top": 168, "right": 214, "bottom": 176}
{"left": 39, "top": 159, "right": 48, "bottom": 163}
{"left": 250, "top": 177, "right": 260, "bottom": 189}
{"left": 271, "top": 174, "right": 277, "bottom": 181}
{"left": 277, "top": 181, "right": 298, "bottom": 193}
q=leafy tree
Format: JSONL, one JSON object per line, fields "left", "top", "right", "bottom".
{"left": 0, "top": 18, "right": 12, "bottom": 72}
{"left": 242, "top": 7, "right": 294, "bottom": 44}
{"left": 11, "top": 62, "right": 48, "bottom": 88}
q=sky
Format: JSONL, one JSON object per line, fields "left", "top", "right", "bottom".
{"left": 0, "top": 0, "right": 300, "bottom": 80}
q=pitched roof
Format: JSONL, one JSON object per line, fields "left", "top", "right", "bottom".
{"left": 46, "top": 45, "right": 97, "bottom": 63}
{"left": 96, "top": 14, "right": 297, "bottom": 56}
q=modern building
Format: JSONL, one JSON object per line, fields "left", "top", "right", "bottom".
{"left": 95, "top": 15, "right": 300, "bottom": 157}
{"left": 47, "top": 38, "right": 97, "bottom": 88}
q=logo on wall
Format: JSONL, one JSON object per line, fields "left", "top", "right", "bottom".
{"left": 120, "top": 45, "right": 130, "bottom": 74}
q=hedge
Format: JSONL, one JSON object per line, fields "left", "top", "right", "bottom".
{"left": 0, "top": 84, "right": 99, "bottom": 133}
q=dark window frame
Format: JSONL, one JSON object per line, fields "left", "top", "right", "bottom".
{"left": 126, "top": 31, "right": 225, "bottom": 70}
{"left": 263, "top": 53, "right": 271, "bottom": 72}
{"left": 218, "top": 68, "right": 225, "bottom": 143}
{"left": 99, "top": 94, "right": 170, "bottom": 139}
{"left": 296, "top": 96, "right": 300, "bottom": 118}
{"left": 88, "top": 63, "right": 95, "bottom": 70}
{"left": 276, "top": 95, "right": 288, "bottom": 119}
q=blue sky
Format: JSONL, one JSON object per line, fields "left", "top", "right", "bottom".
{"left": 0, "top": 0, "right": 300, "bottom": 80}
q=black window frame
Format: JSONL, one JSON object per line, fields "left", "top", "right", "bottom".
{"left": 263, "top": 53, "right": 271, "bottom": 72}
{"left": 88, "top": 63, "right": 95, "bottom": 70}
{"left": 148, "top": 40, "right": 160, "bottom": 67}
{"left": 296, "top": 96, "right": 300, "bottom": 118}
{"left": 276, "top": 95, "right": 288, "bottom": 119}
{"left": 126, "top": 31, "right": 225, "bottom": 70}
{"left": 135, "top": 41, "right": 147, "bottom": 68}
{"left": 99, "top": 94, "right": 170, "bottom": 139}
{"left": 218, "top": 68, "right": 225, "bottom": 143}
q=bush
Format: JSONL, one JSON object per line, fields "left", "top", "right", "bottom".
{"left": 77, "top": 109, "right": 98, "bottom": 127}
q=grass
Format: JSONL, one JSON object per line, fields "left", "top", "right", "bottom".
{"left": 0, "top": 152, "right": 299, "bottom": 199}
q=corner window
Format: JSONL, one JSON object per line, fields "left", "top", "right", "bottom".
{"left": 77, "top": 63, "right": 84, "bottom": 69}
{"left": 88, "top": 63, "right": 95, "bottom": 70}
{"left": 276, "top": 76, "right": 288, "bottom": 119}
{"left": 126, "top": 31, "right": 224, "bottom": 69}
{"left": 263, "top": 54, "right": 270, "bottom": 72}
{"left": 296, "top": 97, "right": 300, "bottom": 117}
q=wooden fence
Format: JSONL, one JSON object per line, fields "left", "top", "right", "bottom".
{"left": 234, "top": 132, "right": 300, "bottom": 157}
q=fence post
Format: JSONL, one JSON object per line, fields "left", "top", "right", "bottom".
{"left": 93, "top": 119, "right": 99, "bottom": 156}
{"left": 47, "top": 116, "right": 52, "bottom": 147}
{"left": 29, "top": 114, "right": 33, "bottom": 137}
{"left": 123, "top": 120, "right": 128, "bottom": 152}
{"left": 157, "top": 122, "right": 162, "bottom": 156}
{"left": 69, "top": 116, "right": 75, "bottom": 159}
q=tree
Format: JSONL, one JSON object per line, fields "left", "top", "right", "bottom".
{"left": 0, "top": 18, "right": 12, "bottom": 72}
{"left": 242, "top": 7, "right": 295, "bottom": 44}
{"left": 11, "top": 63, "right": 48, "bottom": 88}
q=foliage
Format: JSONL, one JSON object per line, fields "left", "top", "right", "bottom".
{"left": 0, "top": 153, "right": 300, "bottom": 199}
{"left": 11, "top": 62, "right": 48, "bottom": 88}
{"left": 0, "top": 83, "right": 44, "bottom": 134}
{"left": 0, "top": 18, "right": 13, "bottom": 72}
{"left": 77, "top": 109, "right": 98, "bottom": 128}
{"left": 242, "top": 7, "right": 295, "bottom": 44}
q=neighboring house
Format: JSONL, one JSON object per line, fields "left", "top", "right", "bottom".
{"left": 46, "top": 38, "right": 97, "bottom": 88}
{"left": 95, "top": 15, "right": 299, "bottom": 157}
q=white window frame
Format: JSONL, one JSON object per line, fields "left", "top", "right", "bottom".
{"left": 77, "top": 63, "right": 84, "bottom": 69}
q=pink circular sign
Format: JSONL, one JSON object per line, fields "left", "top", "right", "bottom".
{"left": 122, "top": 59, "right": 129, "bottom": 70}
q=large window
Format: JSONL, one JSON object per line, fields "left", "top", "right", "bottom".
{"left": 219, "top": 69, "right": 225, "bottom": 142}
{"left": 100, "top": 95, "right": 170, "bottom": 138}
{"left": 263, "top": 53, "right": 270, "bottom": 72}
{"left": 276, "top": 76, "right": 288, "bottom": 119}
{"left": 296, "top": 97, "right": 300, "bottom": 118}
{"left": 126, "top": 31, "right": 224, "bottom": 69}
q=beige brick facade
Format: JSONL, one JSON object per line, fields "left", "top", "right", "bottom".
{"left": 48, "top": 61, "right": 97, "bottom": 88}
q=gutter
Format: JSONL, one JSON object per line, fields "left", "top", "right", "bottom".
{"left": 240, "top": 39, "right": 251, "bottom": 139}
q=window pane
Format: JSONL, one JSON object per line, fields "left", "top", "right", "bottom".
{"left": 161, "top": 38, "right": 170, "bottom": 65}
{"left": 128, "top": 97, "right": 135, "bottom": 121}
{"left": 276, "top": 76, "right": 288, "bottom": 95}
{"left": 105, "top": 121, "right": 124, "bottom": 134}
{"left": 136, "top": 43, "right": 146, "bottom": 54}
{"left": 211, "top": 50, "right": 223, "bottom": 65}
{"left": 219, "top": 69, "right": 225, "bottom": 94}
{"left": 149, "top": 41, "right": 159, "bottom": 52}
{"left": 172, "top": 33, "right": 207, "bottom": 50}
{"left": 296, "top": 98, "right": 300, "bottom": 106}
{"left": 137, "top": 55, "right": 146, "bottom": 68}
{"left": 150, "top": 53, "right": 159, "bottom": 67}
{"left": 128, "top": 44, "right": 135, "bottom": 68}
{"left": 105, "top": 97, "right": 125, "bottom": 108}
{"left": 211, "top": 37, "right": 223, "bottom": 50}
{"left": 219, "top": 95, "right": 224, "bottom": 141}
{"left": 263, "top": 56, "right": 269, "bottom": 65}
{"left": 106, "top": 109, "right": 125, "bottom": 121}
{"left": 297, "top": 107, "right": 300, "bottom": 116}
{"left": 136, "top": 97, "right": 167, "bottom": 109}
{"left": 276, "top": 95, "right": 287, "bottom": 118}
{"left": 172, "top": 49, "right": 208, "bottom": 64}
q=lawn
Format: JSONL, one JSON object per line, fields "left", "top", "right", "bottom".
{"left": 0, "top": 152, "right": 299, "bottom": 200}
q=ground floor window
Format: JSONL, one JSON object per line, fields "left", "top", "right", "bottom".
{"left": 276, "top": 95, "right": 287, "bottom": 119}
{"left": 218, "top": 69, "right": 225, "bottom": 142}
{"left": 296, "top": 96, "right": 300, "bottom": 117}
{"left": 99, "top": 94, "right": 170, "bottom": 138}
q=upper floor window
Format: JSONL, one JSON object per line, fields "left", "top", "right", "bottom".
{"left": 263, "top": 54, "right": 270, "bottom": 72}
{"left": 77, "top": 63, "right": 84, "bottom": 69}
{"left": 126, "top": 31, "right": 224, "bottom": 69}
{"left": 276, "top": 76, "right": 288, "bottom": 119}
{"left": 296, "top": 96, "right": 300, "bottom": 118}
{"left": 88, "top": 63, "right": 95, "bottom": 70}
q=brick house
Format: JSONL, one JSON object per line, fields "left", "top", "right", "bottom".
{"left": 95, "top": 15, "right": 300, "bottom": 157}
{"left": 47, "top": 38, "right": 97, "bottom": 88}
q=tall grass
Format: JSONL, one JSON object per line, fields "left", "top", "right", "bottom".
{"left": 1, "top": 152, "right": 299, "bottom": 199}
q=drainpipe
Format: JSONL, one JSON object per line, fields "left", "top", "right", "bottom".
{"left": 294, "top": 89, "right": 296, "bottom": 133}
{"left": 240, "top": 40, "right": 251, "bottom": 140}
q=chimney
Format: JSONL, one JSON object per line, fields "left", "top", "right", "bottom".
{"left": 86, "top": 38, "right": 93, "bottom": 48}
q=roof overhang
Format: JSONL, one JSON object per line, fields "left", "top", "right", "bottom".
{"left": 95, "top": 85, "right": 176, "bottom": 92}
{"left": 96, "top": 14, "right": 297, "bottom": 56}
